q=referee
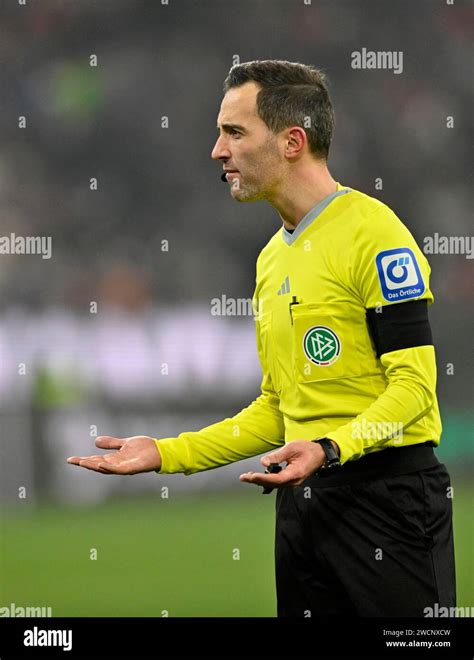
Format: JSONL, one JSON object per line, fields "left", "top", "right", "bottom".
{"left": 67, "top": 60, "right": 456, "bottom": 617}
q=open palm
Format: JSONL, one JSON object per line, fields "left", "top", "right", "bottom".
{"left": 67, "top": 436, "right": 162, "bottom": 475}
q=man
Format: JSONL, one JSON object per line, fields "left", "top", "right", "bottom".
{"left": 67, "top": 60, "right": 456, "bottom": 617}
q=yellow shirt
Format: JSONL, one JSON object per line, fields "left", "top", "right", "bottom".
{"left": 155, "top": 183, "right": 441, "bottom": 474}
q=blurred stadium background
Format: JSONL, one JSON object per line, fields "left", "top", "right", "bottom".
{"left": 0, "top": 0, "right": 472, "bottom": 616}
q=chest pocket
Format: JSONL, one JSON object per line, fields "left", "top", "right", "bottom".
{"left": 292, "top": 301, "right": 373, "bottom": 383}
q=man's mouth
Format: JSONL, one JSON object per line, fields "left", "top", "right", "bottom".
{"left": 220, "top": 169, "right": 240, "bottom": 183}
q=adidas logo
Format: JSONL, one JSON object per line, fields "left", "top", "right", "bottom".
{"left": 277, "top": 276, "right": 291, "bottom": 296}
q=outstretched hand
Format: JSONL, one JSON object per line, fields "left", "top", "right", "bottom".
{"left": 67, "top": 436, "right": 162, "bottom": 475}
{"left": 239, "top": 440, "right": 333, "bottom": 489}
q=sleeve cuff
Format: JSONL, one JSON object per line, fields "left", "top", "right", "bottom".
{"left": 153, "top": 437, "right": 194, "bottom": 475}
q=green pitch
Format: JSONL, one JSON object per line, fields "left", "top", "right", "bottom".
{"left": 1, "top": 483, "right": 472, "bottom": 617}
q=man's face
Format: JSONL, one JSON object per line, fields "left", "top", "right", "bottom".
{"left": 211, "top": 82, "right": 283, "bottom": 202}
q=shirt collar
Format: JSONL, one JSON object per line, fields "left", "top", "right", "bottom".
{"left": 282, "top": 183, "right": 352, "bottom": 246}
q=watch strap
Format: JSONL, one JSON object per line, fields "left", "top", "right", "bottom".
{"left": 312, "top": 438, "right": 341, "bottom": 470}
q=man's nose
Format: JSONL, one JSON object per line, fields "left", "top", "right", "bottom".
{"left": 211, "top": 135, "right": 230, "bottom": 161}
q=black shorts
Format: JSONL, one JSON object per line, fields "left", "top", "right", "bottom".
{"left": 274, "top": 444, "right": 456, "bottom": 617}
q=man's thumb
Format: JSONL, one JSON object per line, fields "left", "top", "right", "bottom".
{"left": 96, "top": 436, "right": 126, "bottom": 450}
{"left": 261, "top": 448, "right": 287, "bottom": 467}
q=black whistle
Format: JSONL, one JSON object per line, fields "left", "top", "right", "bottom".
{"left": 262, "top": 463, "right": 282, "bottom": 495}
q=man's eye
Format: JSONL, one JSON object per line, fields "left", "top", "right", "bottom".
{"left": 231, "top": 132, "right": 242, "bottom": 139}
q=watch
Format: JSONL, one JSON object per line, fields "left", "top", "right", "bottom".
{"left": 312, "top": 438, "right": 341, "bottom": 470}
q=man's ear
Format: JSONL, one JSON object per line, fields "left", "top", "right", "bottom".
{"left": 285, "top": 126, "right": 307, "bottom": 159}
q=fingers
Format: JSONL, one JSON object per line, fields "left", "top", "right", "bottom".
{"left": 67, "top": 453, "right": 130, "bottom": 475}
{"left": 239, "top": 463, "right": 302, "bottom": 488}
{"left": 261, "top": 452, "right": 284, "bottom": 468}
{"left": 66, "top": 457, "right": 113, "bottom": 474}
{"left": 95, "top": 462, "right": 126, "bottom": 475}
{"left": 95, "top": 436, "right": 126, "bottom": 450}
{"left": 66, "top": 456, "right": 82, "bottom": 465}
{"left": 66, "top": 437, "right": 125, "bottom": 470}
{"left": 260, "top": 451, "right": 286, "bottom": 467}
{"left": 66, "top": 454, "right": 107, "bottom": 465}
{"left": 260, "top": 440, "right": 301, "bottom": 468}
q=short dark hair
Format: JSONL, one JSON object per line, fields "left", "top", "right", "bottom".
{"left": 223, "top": 60, "right": 334, "bottom": 160}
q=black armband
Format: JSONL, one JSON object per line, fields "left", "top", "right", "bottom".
{"left": 366, "top": 299, "right": 433, "bottom": 358}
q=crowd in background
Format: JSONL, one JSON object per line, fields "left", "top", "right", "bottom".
{"left": 0, "top": 1, "right": 471, "bottom": 500}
